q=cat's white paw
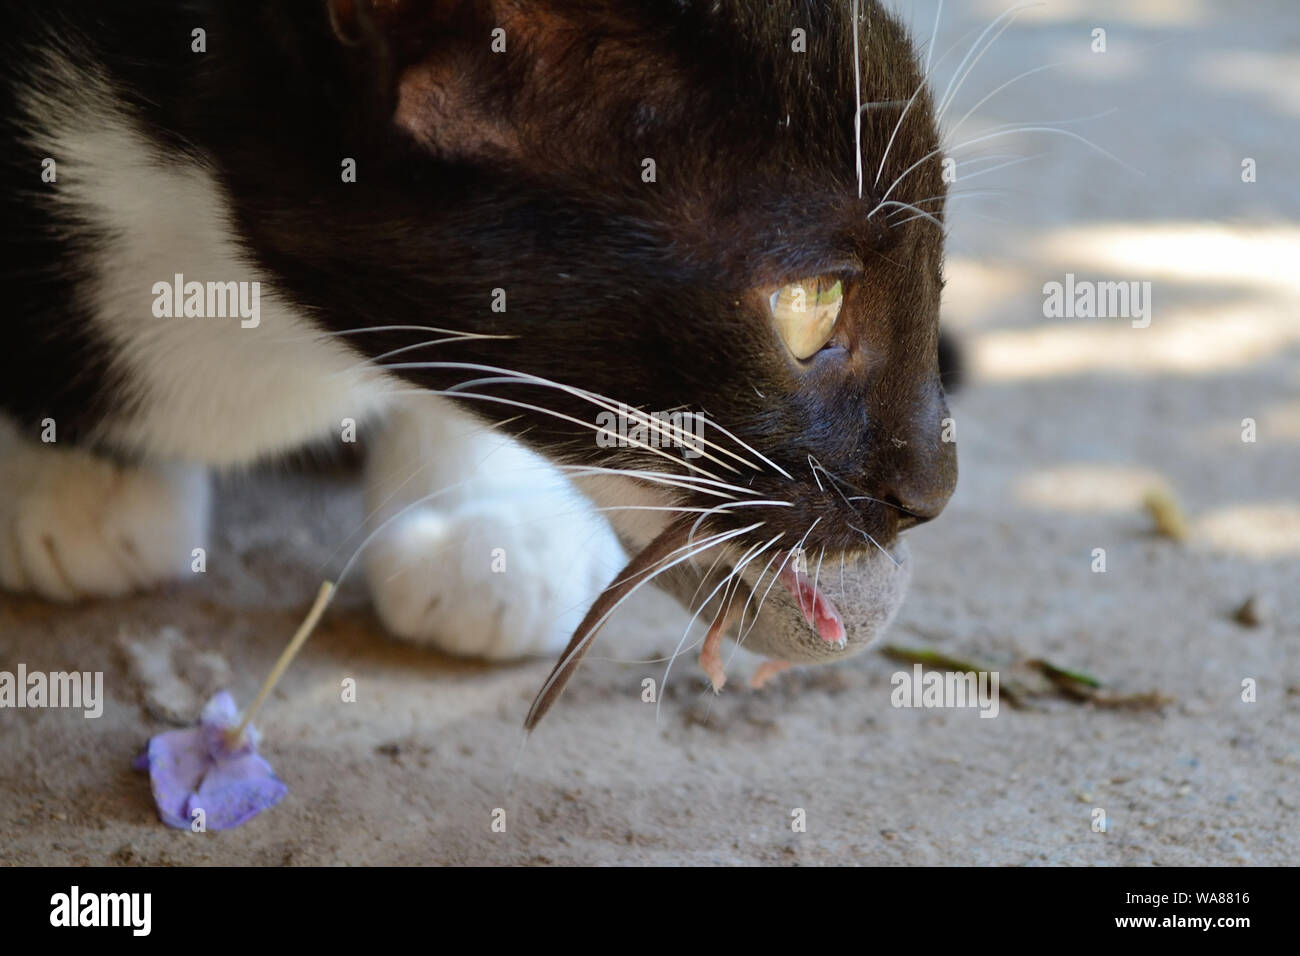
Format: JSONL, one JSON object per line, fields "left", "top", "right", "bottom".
{"left": 0, "top": 419, "right": 209, "bottom": 601}
{"left": 362, "top": 398, "right": 625, "bottom": 659}
{"left": 364, "top": 497, "right": 624, "bottom": 659}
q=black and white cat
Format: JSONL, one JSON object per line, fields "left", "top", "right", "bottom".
{"left": 0, "top": 1, "right": 956, "bottom": 704}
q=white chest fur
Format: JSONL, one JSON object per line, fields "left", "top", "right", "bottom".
{"left": 34, "top": 73, "right": 393, "bottom": 465}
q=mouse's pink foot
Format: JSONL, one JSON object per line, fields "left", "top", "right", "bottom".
{"left": 699, "top": 592, "right": 750, "bottom": 692}
{"left": 699, "top": 612, "right": 728, "bottom": 692}
{"left": 751, "top": 659, "right": 793, "bottom": 689}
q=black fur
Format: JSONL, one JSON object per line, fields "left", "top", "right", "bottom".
{"left": 1, "top": 0, "right": 955, "bottom": 558}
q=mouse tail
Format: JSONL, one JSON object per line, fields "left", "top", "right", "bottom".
{"left": 524, "top": 518, "right": 694, "bottom": 731}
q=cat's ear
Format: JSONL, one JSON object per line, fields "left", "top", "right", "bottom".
{"left": 326, "top": 0, "right": 439, "bottom": 51}
{"left": 325, "top": 0, "right": 525, "bottom": 160}
{"left": 325, "top": 0, "right": 464, "bottom": 71}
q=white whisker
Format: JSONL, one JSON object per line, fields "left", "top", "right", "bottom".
{"left": 559, "top": 464, "right": 757, "bottom": 500}
{"left": 853, "top": 0, "right": 863, "bottom": 198}
{"left": 945, "top": 126, "right": 1141, "bottom": 174}
{"left": 531, "top": 522, "right": 764, "bottom": 711}
{"left": 923, "top": 0, "right": 944, "bottom": 79}
{"left": 848, "top": 522, "right": 899, "bottom": 567}
{"left": 730, "top": 544, "right": 786, "bottom": 645}
{"left": 810, "top": 545, "right": 826, "bottom": 637}
{"left": 874, "top": 81, "right": 928, "bottom": 190}
{"left": 728, "top": 515, "right": 822, "bottom": 666}
{"left": 384, "top": 381, "right": 736, "bottom": 484}
{"left": 872, "top": 199, "right": 945, "bottom": 230}
{"left": 944, "top": 59, "right": 1070, "bottom": 140}
{"left": 658, "top": 534, "right": 779, "bottom": 725}
{"left": 427, "top": 364, "right": 781, "bottom": 477}
{"left": 935, "top": 2, "right": 1041, "bottom": 121}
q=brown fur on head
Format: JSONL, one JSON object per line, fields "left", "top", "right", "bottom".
{"left": 225, "top": 1, "right": 956, "bottom": 699}
{"left": 295, "top": 0, "right": 955, "bottom": 554}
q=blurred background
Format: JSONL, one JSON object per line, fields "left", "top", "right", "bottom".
{"left": 882, "top": 0, "right": 1300, "bottom": 863}
{"left": 2, "top": 0, "right": 1296, "bottom": 865}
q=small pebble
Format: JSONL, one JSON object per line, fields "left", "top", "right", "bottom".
{"left": 1143, "top": 487, "right": 1188, "bottom": 541}
{"left": 1231, "top": 595, "right": 1270, "bottom": 628}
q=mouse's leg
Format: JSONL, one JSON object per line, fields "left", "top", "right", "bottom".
{"left": 0, "top": 415, "right": 209, "bottom": 600}
{"left": 362, "top": 396, "right": 625, "bottom": 659}
{"left": 699, "top": 587, "right": 751, "bottom": 693}
{"left": 750, "top": 659, "right": 793, "bottom": 689}
{"left": 698, "top": 613, "right": 728, "bottom": 693}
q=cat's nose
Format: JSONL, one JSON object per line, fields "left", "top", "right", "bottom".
{"left": 888, "top": 479, "right": 952, "bottom": 530}
{"left": 877, "top": 398, "right": 957, "bottom": 531}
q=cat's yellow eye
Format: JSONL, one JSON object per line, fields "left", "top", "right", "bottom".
{"left": 767, "top": 276, "right": 844, "bottom": 360}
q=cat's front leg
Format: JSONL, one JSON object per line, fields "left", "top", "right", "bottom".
{"left": 0, "top": 416, "right": 209, "bottom": 600}
{"left": 362, "top": 397, "right": 625, "bottom": 659}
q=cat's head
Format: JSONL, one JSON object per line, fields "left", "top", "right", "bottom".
{"left": 262, "top": 1, "right": 954, "bottom": 668}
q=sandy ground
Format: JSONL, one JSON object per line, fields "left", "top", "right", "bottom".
{"left": 2, "top": 0, "right": 1297, "bottom": 865}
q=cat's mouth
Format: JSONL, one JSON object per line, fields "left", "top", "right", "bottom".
{"left": 525, "top": 511, "right": 911, "bottom": 729}
{"left": 777, "top": 557, "right": 847, "bottom": 646}
{"left": 715, "top": 538, "right": 912, "bottom": 667}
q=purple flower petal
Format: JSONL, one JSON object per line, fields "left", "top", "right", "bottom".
{"left": 187, "top": 753, "right": 288, "bottom": 830}
{"left": 136, "top": 691, "right": 287, "bottom": 830}
{"left": 145, "top": 727, "right": 210, "bottom": 828}
{"left": 200, "top": 690, "right": 240, "bottom": 727}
